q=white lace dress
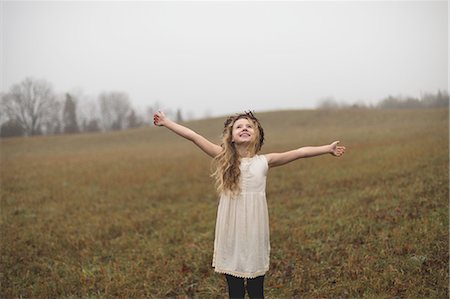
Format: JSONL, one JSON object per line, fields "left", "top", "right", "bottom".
{"left": 212, "top": 155, "right": 270, "bottom": 278}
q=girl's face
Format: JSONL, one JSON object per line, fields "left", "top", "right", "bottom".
{"left": 231, "top": 118, "right": 255, "bottom": 145}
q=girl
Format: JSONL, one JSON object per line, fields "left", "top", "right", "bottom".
{"left": 153, "top": 110, "right": 345, "bottom": 299}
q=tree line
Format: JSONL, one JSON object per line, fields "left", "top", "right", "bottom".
{"left": 317, "top": 91, "right": 449, "bottom": 110}
{"left": 0, "top": 77, "right": 183, "bottom": 138}
{"left": 1, "top": 77, "right": 448, "bottom": 138}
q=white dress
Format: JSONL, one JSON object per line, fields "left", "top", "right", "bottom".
{"left": 212, "top": 155, "right": 270, "bottom": 278}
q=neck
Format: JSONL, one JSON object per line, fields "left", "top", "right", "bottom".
{"left": 235, "top": 144, "right": 252, "bottom": 158}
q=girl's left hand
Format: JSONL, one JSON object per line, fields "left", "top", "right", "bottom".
{"left": 330, "top": 141, "right": 346, "bottom": 157}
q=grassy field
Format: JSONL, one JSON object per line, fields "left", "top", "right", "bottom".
{"left": 1, "top": 108, "right": 448, "bottom": 298}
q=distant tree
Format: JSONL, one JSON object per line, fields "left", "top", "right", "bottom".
{"left": 349, "top": 101, "right": 369, "bottom": 109}
{"left": 63, "top": 93, "right": 79, "bottom": 134}
{"left": 1, "top": 77, "right": 59, "bottom": 136}
{"left": 98, "top": 92, "right": 131, "bottom": 131}
{"left": 0, "top": 92, "right": 7, "bottom": 125}
{"left": 378, "top": 95, "right": 426, "bottom": 109}
{"left": 0, "top": 119, "right": 25, "bottom": 138}
{"left": 176, "top": 108, "right": 183, "bottom": 122}
{"left": 42, "top": 99, "right": 62, "bottom": 135}
{"left": 435, "top": 90, "right": 449, "bottom": 107}
{"left": 421, "top": 90, "right": 449, "bottom": 108}
{"left": 313, "top": 91, "right": 448, "bottom": 110}
{"left": 377, "top": 96, "right": 399, "bottom": 109}
{"left": 84, "top": 119, "right": 101, "bottom": 132}
{"left": 317, "top": 97, "right": 340, "bottom": 109}
{"left": 76, "top": 94, "right": 100, "bottom": 133}
{"left": 402, "top": 97, "right": 422, "bottom": 109}
{"left": 127, "top": 109, "right": 143, "bottom": 128}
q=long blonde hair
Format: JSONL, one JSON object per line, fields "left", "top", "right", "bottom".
{"left": 211, "top": 111, "right": 265, "bottom": 196}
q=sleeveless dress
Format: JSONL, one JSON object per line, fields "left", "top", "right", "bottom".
{"left": 212, "top": 155, "right": 270, "bottom": 278}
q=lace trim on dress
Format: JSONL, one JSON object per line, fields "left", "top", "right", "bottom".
{"left": 213, "top": 267, "right": 269, "bottom": 279}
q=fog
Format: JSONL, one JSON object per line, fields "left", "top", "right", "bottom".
{"left": 2, "top": 1, "right": 448, "bottom": 118}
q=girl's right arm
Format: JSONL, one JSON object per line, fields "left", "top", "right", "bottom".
{"left": 153, "top": 111, "right": 222, "bottom": 158}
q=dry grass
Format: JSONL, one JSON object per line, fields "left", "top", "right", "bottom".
{"left": 1, "top": 108, "right": 448, "bottom": 298}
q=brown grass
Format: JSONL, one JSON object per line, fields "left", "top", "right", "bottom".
{"left": 1, "top": 108, "right": 448, "bottom": 298}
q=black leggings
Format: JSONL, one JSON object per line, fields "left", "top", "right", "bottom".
{"left": 225, "top": 274, "right": 265, "bottom": 299}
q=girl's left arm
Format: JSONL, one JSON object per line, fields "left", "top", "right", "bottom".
{"left": 265, "top": 141, "right": 345, "bottom": 168}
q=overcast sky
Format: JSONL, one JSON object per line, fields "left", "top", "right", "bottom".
{"left": 2, "top": 1, "right": 448, "bottom": 119}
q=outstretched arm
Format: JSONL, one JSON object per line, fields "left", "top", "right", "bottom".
{"left": 153, "top": 111, "right": 222, "bottom": 158}
{"left": 265, "top": 141, "right": 346, "bottom": 168}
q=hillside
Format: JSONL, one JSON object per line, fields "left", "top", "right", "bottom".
{"left": 1, "top": 108, "right": 448, "bottom": 298}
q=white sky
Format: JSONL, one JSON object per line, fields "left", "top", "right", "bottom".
{"left": 1, "top": 1, "right": 448, "bottom": 118}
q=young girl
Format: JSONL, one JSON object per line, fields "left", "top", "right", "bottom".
{"left": 153, "top": 110, "right": 345, "bottom": 299}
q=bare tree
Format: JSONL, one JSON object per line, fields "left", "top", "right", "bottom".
{"left": 84, "top": 119, "right": 101, "bottom": 132}
{"left": 317, "top": 97, "right": 340, "bottom": 110}
{"left": 98, "top": 91, "right": 131, "bottom": 131}
{"left": 76, "top": 93, "right": 101, "bottom": 133}
{"left": 63, "top": 93, "right": 79, "bottom": 134}
{"left": 0, "top": 119, "right": 25, "bottom": 138}
{"left": 176, "top": 108, "right": 183, "bottom": 123}
{"left": 421, "top": 90, "right": 449, "bottom": 108}
{"left": 127, "top": 108, "right": 143, "bottom": 128}
{"left": 0, "top": 92, "right": 7, "bottom": 125}
{"left": 41, "top": 97, "right": 62, "bottom": 135}
{"left": 1, "top": 77, "right": 59, "bottom": 136}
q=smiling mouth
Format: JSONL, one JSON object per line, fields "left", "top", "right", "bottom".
{"left": 240, "top": 133, "right": 251, "bottom": 137}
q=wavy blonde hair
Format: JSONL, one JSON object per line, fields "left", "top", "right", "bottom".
{"left": 211, "top": 111, "right": 265, "bottom": 196}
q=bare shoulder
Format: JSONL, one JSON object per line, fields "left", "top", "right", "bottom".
{"left": 262, "top": 153, "right": 278, "bottom": 168}
{"left": 262, "top": 150, "right": 301, "bottom": 168}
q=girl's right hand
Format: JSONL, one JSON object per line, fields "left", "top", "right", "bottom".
{"left": 153, "top": 111, "right": 167, "bottom": 126}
